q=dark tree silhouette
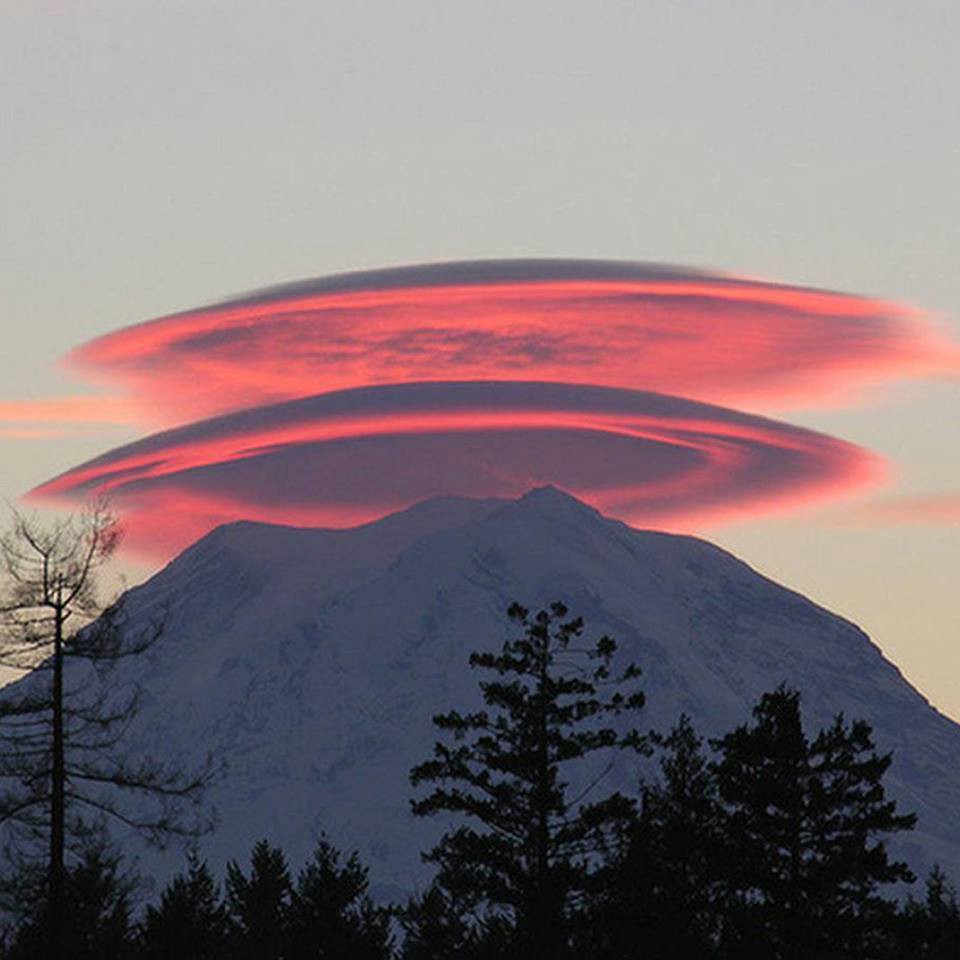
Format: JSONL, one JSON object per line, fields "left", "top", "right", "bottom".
{"left": 711, "top": 685, "right": 916, "bottom": 959}
{"left": 587, "top": 714, "right": 726, "bottom": 959}
{"left": 893, "top": 865, "right": 960, "bottom": 960}
{"left": 224, "top": 835, "right": 392, "bottom": 960}
{"left": 286, "top": 835, "right": 393, "bottom": 960}
{"left": 139, "top": 852, "right": 229, "bottom": 960}
{"left": 3, "top": 837, "right": 137, "bottom": 960}
{"left": 409, "top": 601, "right": 645, "bottom": 957}
{"left": 400, "top": 884, "right": 489, "bottom": 960}
{"left": 225, "top": 839, "right": 293, "bottom": 959}
{"left": 0, "top": 505, "right": 214, "bottom": 952}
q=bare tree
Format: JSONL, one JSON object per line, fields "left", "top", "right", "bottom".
{"left": 0, "top": 502, "right": 214, "bottom": 951}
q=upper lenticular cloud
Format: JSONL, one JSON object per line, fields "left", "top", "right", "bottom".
{"left": 31, "top": 381, "right": 882, "bottom": 558}
{"left": 67, "top": 259, "right": 953, "bottom": 423}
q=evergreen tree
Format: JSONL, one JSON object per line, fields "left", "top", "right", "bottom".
{"left": 409, "top": 601, "right": 645, "bottom": 957}
{"left": 400, "top": 880, "right": 515, "bottom": 960}
{"left": 286, "top": 834, "right": 393, "bottom": 959}
{"left": 893, "top": 866, "right": 960, "bottom": 960}
{"left": 5, "top": 837, "right": 137, "bottom": 960}
{"left": 0, "top": 505, "right": 214, "bottom": 952}
{"left": 920, "top": 867, "right": 960, "bottom": 959}
{"left": 226, "top": 840, "right": 293, "bottom": 960}
{"left": 711, "top": 686, "right": 916, "bottom": 959}
{"left": 588, "top": 714, "right": 725, "bottom": 959}
{"left": 400, "top": 885, "right": 481, "bottom": 960}
{"left": 139, "top": 852, "right": 229, "bottom": 959}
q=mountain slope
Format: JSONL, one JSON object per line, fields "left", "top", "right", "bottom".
{"left": 35, "top": 489, "right": 960, "bottom": 894}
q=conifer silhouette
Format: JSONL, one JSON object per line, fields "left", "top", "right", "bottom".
{"left": 140, "top": 853, "right": 229, "bottom": 959}
{"left": 409, "top": 601, "right": 645, "bottom": 957}
{"left": 588, "top": 714, "right": 726, "bottom": 959}
{"left": 286, "top": 835, "right": 393, "bottom": 960}
{"left": 711, "top": 685, "right": 916, "bottom": 958}
{"left": 226, "top": 840, "right": 293, "bottom": 959}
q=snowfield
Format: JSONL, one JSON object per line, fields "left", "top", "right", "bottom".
{"left": 53, "top": 487, "right": 960, "bottom": 897}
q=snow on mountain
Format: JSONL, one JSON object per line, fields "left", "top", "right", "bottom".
{"left": 43, "top": 488, "right": 960, "bottom": 895}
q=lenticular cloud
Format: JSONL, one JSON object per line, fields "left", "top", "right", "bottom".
{"left": 69, "top": 260, "right": 950, "bottom": 423}
{"left": 32, "top": 381, "right": 881, "bottom": 555}
{"left": 30, "top": 259, "right": 956, "bottom": 557}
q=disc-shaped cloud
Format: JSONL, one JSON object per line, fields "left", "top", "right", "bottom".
{"left": 31, "top": 381, "right": 882, "bottom": 558}
{"left": 68, "top": 259, "right": 952, "bottom": 423}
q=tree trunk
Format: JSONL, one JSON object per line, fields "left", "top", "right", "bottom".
{"left": 49, "top": 592, "right": 66, "bottom": 952}
{"left": 530, "top": 633, "right": 556, "bottom": 955}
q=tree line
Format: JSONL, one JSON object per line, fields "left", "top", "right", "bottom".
{"left": 0, "top": 511, "right": 957, "bottom": 958}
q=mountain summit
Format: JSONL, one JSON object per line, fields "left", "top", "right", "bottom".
{"left": 66, "top": 490, "right": 960, "bottom": 892}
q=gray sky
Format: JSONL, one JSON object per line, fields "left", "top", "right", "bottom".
{"left": 2, "top": 1, "right": 958, "bottom": 714}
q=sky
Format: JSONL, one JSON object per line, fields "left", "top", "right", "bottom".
{"left": 1, "top": 2, "right": 958, "bottom": 716}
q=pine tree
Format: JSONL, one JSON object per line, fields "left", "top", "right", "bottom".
{"left": 921, "top": 867, "right": 960, "bottom": 959}
{"left": 139, "top": 852, "right": 229, "bottom": 959}
{"left": 6, "top": 837, "right": 138, "bottom": 960}
{"left": 893, "top": 866, "right": 960, "bottom": 960}
{"left": 409, "top": 601, "right": 645, "bottom": 957}
{"left": 0, "top": 505, "right": 214, "bottom": 953}
{"left": 225, "top": 840, "right": 293, "bottom": 960}
{"left": 400, "top": 878, "right": 515, "bottom": 960}
{"left": 400, "top": 885, "right": 482, "bottom": 960}
{"left": 711, "top": 686, "right": 916, "bottom": 959}
{"left": 285, "top": 834, "right": 393, "bottom": 960}
{"left": 588, "top": 714, "right": 725, "bottom": 959}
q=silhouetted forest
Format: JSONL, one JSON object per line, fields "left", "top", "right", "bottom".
{"left": 1, "top": 601, "right": 958, "bottom": 959}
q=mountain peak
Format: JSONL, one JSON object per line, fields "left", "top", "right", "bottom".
{"left": 513, "top": 485, "right": 604, "bottom": 521}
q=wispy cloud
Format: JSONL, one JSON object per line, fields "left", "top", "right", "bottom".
{"left": 853, "top": 492, "right": 960, "bottom": 526}
{"left": 0, "top": 396, "right": 138, "bottom": 438}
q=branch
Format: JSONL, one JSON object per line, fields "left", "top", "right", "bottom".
{"left": 65, "top": 756, "right": 216, "bottom": 799}
{"left": 0, "top": 794, "right": 46, "bottom": 826}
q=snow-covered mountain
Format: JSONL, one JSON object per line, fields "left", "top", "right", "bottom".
{"left": 59, "top": 489, "right": 960, "bottom": 894}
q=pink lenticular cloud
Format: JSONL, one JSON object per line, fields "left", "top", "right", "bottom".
{"left": 66, "top": 260, "right": 956, "bottom": 424}
{"left": 30, "top": 381, "right": 884, "bottom": 559}
{"left": 27, "top": 259, "right": 956, "bottom": 554}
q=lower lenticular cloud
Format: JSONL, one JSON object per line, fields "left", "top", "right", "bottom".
{"left": 28, "top": 259, "right": 955, "bottom": 557}
{"left": 31, "top": 381, "right": 882, "bottom": 558}
{"left": 67, "top": 259, "right": 955, "bottom": 423}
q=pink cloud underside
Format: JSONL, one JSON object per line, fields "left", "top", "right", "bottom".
{"left": 31, "top": 260, "right": 956, "bottom": 555}
{"left": 30, "top": 381, "right": 885, "bottom": 559}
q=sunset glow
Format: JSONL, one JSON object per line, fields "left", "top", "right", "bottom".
{"left": 67, "top": 261, "right": 955, "bottom": 422}
{"left": 30, "top": 381, "right": 884, "bottom": 557}
{"left": 24, "top": 260, "right": 956, "bottom": 557}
